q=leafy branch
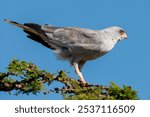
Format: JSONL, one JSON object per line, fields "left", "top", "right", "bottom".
{"left": 0, "top": 59, "right": 138, "bottom": 100}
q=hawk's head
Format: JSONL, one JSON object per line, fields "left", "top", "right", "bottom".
{"left": 104, "top": 26, "right": 127, "bottom": 43}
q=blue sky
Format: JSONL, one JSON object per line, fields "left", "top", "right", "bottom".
{"left": 0, "top": 0, "right": 150, "bottom": 100}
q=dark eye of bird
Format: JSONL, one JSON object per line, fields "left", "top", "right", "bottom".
{"left": 119, "top": 29, "right": 124, "bottom": 34}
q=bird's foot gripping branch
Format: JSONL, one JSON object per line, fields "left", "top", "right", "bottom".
{"left": 0, "top": 59, "right": 138, "bottom": 100}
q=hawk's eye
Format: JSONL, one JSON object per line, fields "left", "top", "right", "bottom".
{"left": 119, "top": 29, "right": 124, "bottom": 34}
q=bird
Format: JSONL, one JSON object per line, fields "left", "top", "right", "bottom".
{"left": 5, "top": 19, "right": 127, "bottom": 84}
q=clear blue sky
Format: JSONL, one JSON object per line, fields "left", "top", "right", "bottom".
{"left": 0, "top": 0, "right": 150, "bottom": 100}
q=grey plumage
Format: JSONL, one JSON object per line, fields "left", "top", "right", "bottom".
{"left": 5, "top": 19, "right": 127, "bottom": 84}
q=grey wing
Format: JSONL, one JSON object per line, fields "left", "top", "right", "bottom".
{"left": 41, "top": 25, "right": 102, "bottom": 61}
{"left": 42, "top": 25, "right": 98, "bottom": 50}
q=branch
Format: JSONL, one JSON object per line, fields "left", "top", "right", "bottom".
{"left": 0, "top": 59, "right": 138, "bottom": 99}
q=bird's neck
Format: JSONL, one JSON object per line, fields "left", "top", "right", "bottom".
{"left": 98, "top": 31, "right": 117, "bottom": 51}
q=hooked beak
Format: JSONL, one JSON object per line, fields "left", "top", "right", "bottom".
{"left": 121, "top": 32, "right": 128, "bottom": 39}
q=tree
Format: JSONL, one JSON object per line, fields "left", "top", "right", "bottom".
{"left": 0, "top": 59, "right": 138, "bottom": 100}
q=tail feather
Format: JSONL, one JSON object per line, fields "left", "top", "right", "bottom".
{"left": 4, "top": 19, "right": 55, "bottom": 49}
{"left": 24, "top": 30, "right": 55, "bottom": 49}
{"left": 24, "top": 23, "right": 43, "bottom": 34}
{"left": 4, "top": 19, "right": 42, "bottom": 36}
{"left": 4, "top": 19, "right": 65, "bottom": 50}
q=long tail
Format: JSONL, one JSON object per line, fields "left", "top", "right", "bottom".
{"left": 4, "top": 19, "right": 56, "bottom": 49}
{"left": 4, "top": 19, "right": 46, "bottom": 38}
